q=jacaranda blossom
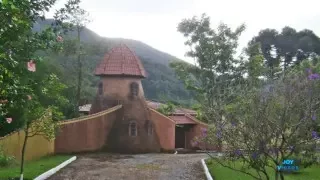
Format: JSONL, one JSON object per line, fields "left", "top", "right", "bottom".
{"left": 308, "top": 73, "right": 320, "bottom": 80}
{"left": 6, "top": 118, "right": 12, "bottom": 124}
{"left": 312, "top": 114, "right": 316, "bottom": 121}
{"left": 27, "top": 60, "right": 36, "bottom": 72}
{"left": 289, "top": 146, "right": 295, "bottom": 151}
{"left": 306, "top": 68, "right": 312, "bottom": 74}
{"left": 311, "top": 131, "right": 319, "bottom": 139}
{"left": 231, "top": 121, "right": 237, "bottom": 127}
{"left": 268, "top": 148, "right": 278, "bottom": 154}
{"left": 201, "top": 128, "right": 207, "bottom": 137}
{"left": 216, "top": 131, "right": 222, "bottom": 139}
{"left": 251, "top": 152, "right": 259, "bottom": 159}
{"left": 234, "top": 149, "right": 242, "bottom": 156}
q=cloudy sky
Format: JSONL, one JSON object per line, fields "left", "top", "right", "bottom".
{"left": 47, "top": 0, "right": 320, "bottom": 63}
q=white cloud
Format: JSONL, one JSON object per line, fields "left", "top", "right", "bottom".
{"left": 47, "top": 0, "right": 320, "bottom": 63}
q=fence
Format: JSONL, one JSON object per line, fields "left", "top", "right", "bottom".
{"left": 0, "top": 104, "right": 122, "bottom": 160}
{"left": 0, "top": 129, "right": 54, "bottom": 161}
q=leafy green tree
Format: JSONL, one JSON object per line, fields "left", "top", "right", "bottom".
{"left": 54, "top": 0, "right": 91, "bottom": 114}
{"left": 0, "top": 0, "right": 61, "bottom": 134}
{"left": 171, "top": 13, "right": 245, "bottom": 123}
{"left": 244, "top": 43, "right": 266, "bottom": 87}
{"left": 249, "top": 27, "right": 320, "bottom": 78}
{"left": 0, "top": 1, "right": 70, "bottom": 179}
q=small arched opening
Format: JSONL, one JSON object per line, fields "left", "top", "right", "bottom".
{"left": 129, "top": 121, "right": 137, "bottom": 137}
{"left": 98, "top": 82, "right": 103, "bottom": 95}
{"left": 130, "top": 82, "right": 139, "bottom": 97}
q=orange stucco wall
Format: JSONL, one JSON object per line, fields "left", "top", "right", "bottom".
{"left": 0, "top": 130, "right": 54, "bottom": 161}
{"left": 149, "top": 108, "right": 175, "bottom": 151}
{"left": 55, "top": 105, "right": 122, "bottom": 153}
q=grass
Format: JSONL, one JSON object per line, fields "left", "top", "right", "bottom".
{"left": 0, "top": 155, "right": 72, "bottom": 180}
{"left": 206, "top": 159, "right": 320, "bottom": 180}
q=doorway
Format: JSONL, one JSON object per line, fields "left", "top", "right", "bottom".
{"left": 175, "top": 125, "right": 186, "bottom": 148}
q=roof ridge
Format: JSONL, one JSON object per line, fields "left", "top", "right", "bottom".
{"left": 126, "top": 45, "right": 146, "bottom": 77}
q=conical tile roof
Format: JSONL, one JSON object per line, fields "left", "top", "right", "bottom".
{"left": 95, "top": 44, "right": 146, "bottom": 78}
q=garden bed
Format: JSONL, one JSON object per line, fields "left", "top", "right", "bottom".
{"left": 0, "top": 155, "right": 72, "bottom": 180}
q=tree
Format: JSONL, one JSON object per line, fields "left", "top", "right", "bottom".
{"left": 198, "top": 66, "right": 320, "bottom": 180}
{"left": 244, "top": 43, "right": 266, "bottom": 87}
{"left": 54, "top": 0, "right": 91, "bottom": 115}
{"left": 0, "top": 0, "right": 62, "bottom": 134}
{"left": 19, "top": 106, "right": 57, "bottom": 180}
{"left": 249, "top": 27, "right": 320, "bottom": 78}
{"left": 170, "top": 14, "right": 245, "bottom": 123}
{"left": 0, "top": 1, "right": 70, "bottom": 179}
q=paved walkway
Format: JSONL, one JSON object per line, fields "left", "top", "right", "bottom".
{"left": 48, "top": 153, "right": 208, "bottom": 180}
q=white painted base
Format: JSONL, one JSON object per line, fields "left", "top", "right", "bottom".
{"left": 201, "top": 158, "right": 214, "bottom": 180}
{"left": 34, "top": 156, "right": 77, "bottom": 180}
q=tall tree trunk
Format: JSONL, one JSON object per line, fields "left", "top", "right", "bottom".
{"left": 76, "top": 26, "right": 82, "bottom": 115}
{"left": 20, "top": 128, "right": 29, "bottom": 180}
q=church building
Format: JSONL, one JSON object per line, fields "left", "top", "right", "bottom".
{"left": 54, "top": 44, "right": 216, "bottom": 154}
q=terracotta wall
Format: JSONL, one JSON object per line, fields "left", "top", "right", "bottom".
{"left": 149, "top": 108, "right": 175, "bottom": 151}
{"left": 91, "top": 76, "right": 144, "bottom": 114}
{"left": 55, "top": 105, "right": 122, "bottom": 153}
{"left": 0, "top": 129, "right": 54, "bottom": 161}
{"left": 106, "top": 99, "right": 161, "bottom": 153}
{"left": 185, "top": 115, "right": 219, "bottom": 151}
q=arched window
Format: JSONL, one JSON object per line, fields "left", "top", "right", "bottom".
{"left": 130, "top": 82, "right": 139, "bottom": 96}
{"left": 98, "top": 82, "right": 103, "bottom": 95}
{"left": 147, "top": 121, "right": 153, "bottom": 136}
{"left": 129, "top": 121, "right": 137, "bottom": 136}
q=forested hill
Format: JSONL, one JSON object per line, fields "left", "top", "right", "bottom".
{"left": 34, "top": 19, "right": 196, "bottom": 107}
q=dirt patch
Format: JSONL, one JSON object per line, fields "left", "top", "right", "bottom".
{"left": 48, "top": 153, "right": 207, "bottom": 180}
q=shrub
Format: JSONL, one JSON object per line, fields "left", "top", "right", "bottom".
{"left": 0, "top": 145, "right": 16, "bottom": 167}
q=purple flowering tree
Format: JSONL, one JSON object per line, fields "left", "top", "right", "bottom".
{"left": 199, "top": 67, "right": 320, "bottom": 180}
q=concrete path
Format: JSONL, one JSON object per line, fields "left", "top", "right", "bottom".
{"left": 48, "top": 153, "right": 208, "bottom": 180}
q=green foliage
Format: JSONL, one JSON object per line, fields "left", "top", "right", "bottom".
{"left": 173, "top": 13, "right": 245, "bottom": 123}
{"left": 176, "top": 13, "right": 320, "bottom": 180}
{"left": 249, "top": 26, "right": 320, "bottom": 79}
{"left": 54, "top": 0, "right": 91, "bottom": 115}
{"left": 0, "top": 145, "right": 16, "bottom": 167}
{"left": 0, "top": 155, "right": 72, "bottom": 179}
{"left": 157, "top": 102, "right": 176, "bottom": 116}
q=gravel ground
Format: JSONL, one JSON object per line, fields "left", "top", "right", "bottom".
{"left": 48, "top": 153, "right": 208, "bottom": 180}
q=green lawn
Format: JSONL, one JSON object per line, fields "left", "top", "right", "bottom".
{"left": 0, "top": 155, "right": 72, "bottom": 180}
{"left": 206, "top": 159, "right": 320, "bottom": 180}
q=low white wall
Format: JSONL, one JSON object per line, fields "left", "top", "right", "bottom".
{"left": 34, "top": 156, "right": 77, "bottom": 180}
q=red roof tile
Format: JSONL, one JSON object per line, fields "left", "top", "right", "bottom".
{"left": 169, "top": 115, "right": 197, "bottom": 124}
{"left": 95, "top": 44, "right": 146, "bottom": 77}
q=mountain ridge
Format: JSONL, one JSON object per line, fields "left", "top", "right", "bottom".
{"left": 36, "top": 19, "right": 196, "bottom": 107}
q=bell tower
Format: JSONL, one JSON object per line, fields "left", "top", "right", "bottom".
{"left": 91, "top": 44, "right": 160, "bottom": 153}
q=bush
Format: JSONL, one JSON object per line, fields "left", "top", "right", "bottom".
{"left": 0, "top": 145, "right": 16, "bottom": 167}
